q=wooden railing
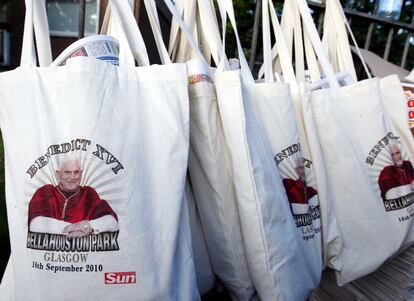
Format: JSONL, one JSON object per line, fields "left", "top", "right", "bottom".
{"left": 248, "top": 0, "right": 414, "bottom": 71}
{"left": 76, "top": 0, "right": 414, "bottom": 70}
{"left": 310, "top": 1, "right": 414, "bottom": 69}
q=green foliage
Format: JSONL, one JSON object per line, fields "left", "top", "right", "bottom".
{"left": 224, "top": 0, "right": 257, "bottom": 59}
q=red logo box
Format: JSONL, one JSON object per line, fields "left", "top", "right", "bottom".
{"left": 104, "top": 272, "right": 136, "bottom": 284}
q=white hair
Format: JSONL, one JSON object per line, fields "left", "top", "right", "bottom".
{"left": 56, "top": 154, "right": 82, "bottom": 171}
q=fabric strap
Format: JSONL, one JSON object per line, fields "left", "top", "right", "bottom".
{"left": 21, "top": 0, "right": 52, "bottom": 67}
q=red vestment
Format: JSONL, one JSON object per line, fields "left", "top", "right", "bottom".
{"left": 378, "top": 161, "right": 414, "bottom": 201}
{"left": 28, "top": 184, "right": 117, "bottom": 225}
{"left": 282, "top": 178, "right": 318, "bottom": 205}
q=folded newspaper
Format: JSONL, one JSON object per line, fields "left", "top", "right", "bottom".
{"left": 51, "top": 35, "right": 119, "bottom": 66}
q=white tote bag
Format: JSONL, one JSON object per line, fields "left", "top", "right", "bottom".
{"left": 295, "top": 0, "right": 414, "bottom": 285}
{"left": 321, "top": 0, "right": 414, "bottom": 166}
{"left": 0, "top": 0, "right": 53, "bottom": 295}
{"left": 137, "top": 1, "right": 218, "bottom": 296}
{"left": 184, "top": 178, "right": 215, "bottom": 296}
{"left": 167, "top": 1, "right": 256, "bottom": 299}
{"left": 0, "top": 1, "right": 199, "bottom": 300}
{"left": 186, "top": 63, "right": 256, "bottom": 300}
{"left": 257, "top": 0, "right": 343, "bottom": 272}
{"left": 252, "top": 0, "right": 325, "bottom": 283}
{"left": 275, "top": 0, "right": 343, "bottom": 271}
{"left": 0, "top": 0, "right": 52, "bottom": 296}
{"left": 211, "top": 1, "right": 321, "bottom": 300}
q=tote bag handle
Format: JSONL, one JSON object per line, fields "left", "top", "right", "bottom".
{"left": 168, "top": 0, "right": 185, "bottom": 59}
{"left": 322, "top": 0, "right": 358, "bottom": 81}
{"left": 161, "top": 0, "right": 209, "bottom": 65}
{"left": 108, "top": 0, "right": 150, "bottom": 67}
{"left": 108, "top": 0, "right": 206, "bottom": 65}
{"left": 168, "top": 0, "right": 198, "bottom": 63}
{"left": 168, "top": 0, "right": 214, "bottom": 64}
{"left": 261, "top": 0, "right": 297, "bottom": 86}
{"left": 101, "top": 1, "right": 159, "bottom": 65}
{"left": 291, "top": 0, "right": 341, "bottom": 91}
{"left": 259, "top": 0, "right": 321, "bottom": 84}
{"left": 284, "top": 0, "right": 321, "bottom": 83}
{"left": 324, "top": 0, "right": 371, "bottom": 79}
{"left": 21, "top": 0, "right": 148, "bottom": 68}
{"left": 21, "top": 0, "right": 52, "bottom": 67}
{"left": 33, "top": 0, "right": 52, "bottom": 66}
{"left": 196, "top": 0, "right": 228, "bottom": 68}
{"left": 214, "top": 0, "right": 254, "bottom": 82}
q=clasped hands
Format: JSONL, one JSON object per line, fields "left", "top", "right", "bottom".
{"left": 63, "top": 220, "right": 93, "bottom": 238}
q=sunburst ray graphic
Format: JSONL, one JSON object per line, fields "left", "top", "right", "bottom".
{"left": 24, "top": 148, "right": 129, "bottom": 214}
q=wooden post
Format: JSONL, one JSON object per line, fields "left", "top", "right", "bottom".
{"left": 78, "top": 0, "right": 86, "bottom": 39}
{"left": 401, "top": 32, "right": 412, "bottom": 68}
{"left": 364, "top": 0, "right": 379, "bottom": 50}
{"left": 249, "top": 0, "right": 262, "bottom": 72}
{"left": 383, "top": 27, "right": 394, "bottom": 60}
{"left": 134, "top": 0, "right": 142, "bottom": 23}
{"left": 364, "top": 23, "right": 374, "bottom": 50}
{"left": 317, "top": 10, "right": 324, "bottom": 35}
{"left": 401, "top": 7, "right": 414, "bottom": 68}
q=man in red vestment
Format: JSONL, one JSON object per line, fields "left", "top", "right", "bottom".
{"left": 28, "top": 158, "right": 119, "bottom": 237}
{"left": 378, "top": 143, "right": 414, "bottom": 201}
{"left": 282, "top": 159, "right": 318, "bottom": 215}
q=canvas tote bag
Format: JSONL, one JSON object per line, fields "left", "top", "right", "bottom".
{"left": 210, "top": 0, "right": 320, "bottom": 299}
{"left": 125, "top": 0, "right": 215, "bottom": 295}
{"left": 257, "top": 0, "right": 343, "bottom": 273}
{"left": 275, "top": 0, "right": 343, "bottom": 271}
{"left": 255, "top": 0, "right": 343, "bottom": 278}
{"left": 0, "top": 0, "right": 52, "bottom": 295}
{"left": 0, "top": 0, "right": 52, "bottom": 296}
{"left": 166, "top": 1, "right": 257, "bottom": 299}
{"left": 0, "top": 258, "right": 14, "bottom": 300}
{"left": 321, "top": 0, "right": 414, "bottom": 166}
{"left": 312, "top": 3, "right": 414, "bottom": 298}
{"left": 0, "top": 0, "right": 199, "bottom": 300}
{"left": 321, "top": 0, "right": 358, "bottom": 82}
{"left": 294, "top": 0, "right": 414, "bottom": 285}
{"left": 251, "top": 0, "right": 325, "bottom": 286}
{"left": 129, "top": 1, "right": 218, "bottom": 295}
{"left": 183, "top": 179, "right": 215, "bottom": 296}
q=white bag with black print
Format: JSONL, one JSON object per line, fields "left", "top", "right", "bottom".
{"left": 209, "top": 0, "right": 321, "bottom": 300}
{"left": 295, "top": 0, "right": 414, "bottom": 285}
{"left": 275, "top": 0, "right": 343, "bottom": 271}
{"left": 322, "top": 0, "right": 414, "bottom": 175}
{"left": 0, "top": 0, "right": 200, "bottom": 300}
{"left": 257, "top": 0, "right": 343, "bottom": 273}
{"left": 251, "top": 0, "right": 325, "bottom": 287}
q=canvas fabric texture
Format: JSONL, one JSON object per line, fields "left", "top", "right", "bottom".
{"left": 261, "top": 0, "right": 342, "bottom": 273}
{"left": 105, "top": 1, "right": 218, "bottom": 296}
{"left": 204, "top": 0, "right": 326, "bottom": 299}
{"left": 168, "top": 2, "right": 256, "bottom": 298}
{"left": 187, "top": 78, "right": 256, "bottom": 300}
{"left": 213, "top": 68, "right": 315, "bottom": 301}
{"left": 0, "top": 1, "right": 200, "bottom": 300}
{"left": 293, "top": 0, "right": 414, "bottom": 285}
{"left": 184, "top": 178, "right": 215, "bottom": 296}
